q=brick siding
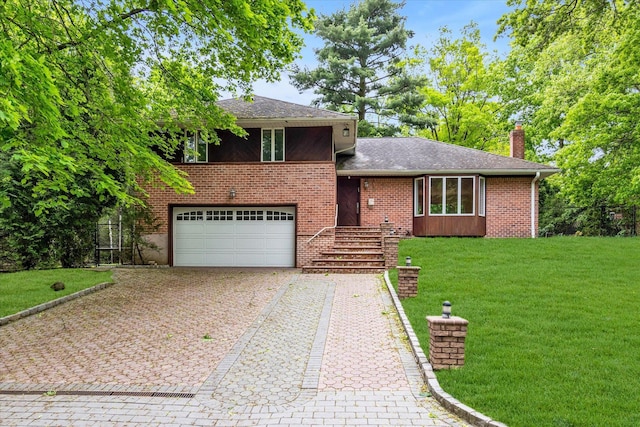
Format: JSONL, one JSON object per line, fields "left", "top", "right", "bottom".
{"left": 144, "top": 162, "right": 337, "bottom": 266}
{"left": 359, "top": 177, "right": 414, "bottom": 235}
{"left": 486, "top": 177, "right": 538, "bottom": 238}
{"left": 358, "top": 176, "right": 539, "bottom": 238}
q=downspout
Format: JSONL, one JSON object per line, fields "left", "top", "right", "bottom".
{"left": 531, "top": 172, "right": 541, "bottom": 238}
{"left": 334, "top": 143, "right": 357, "bottom": 155}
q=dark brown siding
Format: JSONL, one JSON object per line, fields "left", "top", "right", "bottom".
{"left": 173, "top": 126, "right": 334, "bottom": 163}
{"left": 421, "top": 216, "right": 486, "bottom": 236}
{"left": 286, "top": 127, "right": 333, "bottom": 161}
{"left": 413, "top": 216, "right": 426, "bottom": 236}
{"left": 209, "top": 129, "right": 261, "bottom": 162}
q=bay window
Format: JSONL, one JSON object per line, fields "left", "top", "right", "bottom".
{"left": 429, "top": 176, "right": 475, "bottom": 215}
{"left": 414, "top": 177, "right": 425, "bottom": 216}
{"left": 479, "top": 177, "right": 486, "bottom": 217}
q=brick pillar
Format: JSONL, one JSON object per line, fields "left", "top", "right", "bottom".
{"left": 426, "top": 316, "right": 469, "bottom": 369}
{"left": 397, "top": 266, "right": 420, "bottom": 298}
{"left": 382, "top": 236, "right": 399, "bottom": 268}
{"left": 380, "top": 221, "right": 395, "bottom": 236}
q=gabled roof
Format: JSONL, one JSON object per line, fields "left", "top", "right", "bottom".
{"left": 217, "top": 96, "right": 354, "bottom": 120}
{"left": 336, "top": 137, "right": 560, "bottom": 178}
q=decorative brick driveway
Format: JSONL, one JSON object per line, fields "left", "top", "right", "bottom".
{"left": 0, "top": 268, "right": 469, "bottom": 426}
{"left": 0, "top": 268, "right": 293, "bottom": 392}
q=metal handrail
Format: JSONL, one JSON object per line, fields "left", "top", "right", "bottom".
{"left": 307, "top": 204, "right": 338, "bottom": 243}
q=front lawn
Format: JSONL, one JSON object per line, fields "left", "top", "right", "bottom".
{"left": 391, "top": 237, "right": 640, "bottom": 427}
{"left": 0, "top": 268, "right": 113, "bottom": 317}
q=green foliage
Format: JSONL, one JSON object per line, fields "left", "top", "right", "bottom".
{"left": 498, "top": 1, "right": 640, "bottom": 207}
{"left": 357, "top": 119, "right": 399, "bottom": 137}
{"left": 396, "top": 24, "right": 508, "bottom": 153}
{"left": 0, "top": 0, "right": 312, "bottom": 269}
{"left": 0, "top": 268, "right": 113, "bottom": 317}
{"left": 290, "top": 0, "right": 422, "bottom": 124}
{"left": 122, "top": 204, "right": 163, "bottom": 265}
{"left": 0, "top": 0, "right": 313, "bottom": 211}
{"left": 395, "top": 237, "right": 640, "bottom": 427}
{"left": 0, "top": 151, "right": 111, "bottom": 269}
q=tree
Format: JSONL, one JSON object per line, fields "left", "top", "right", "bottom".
{"left": 290, "top": 0, "right": 422, "bottom": 130}
{"left": 0, "top": 0, "right": 313, "bottom": 267}
{"left": 0, "top": 0, "right": 313, "bottom": 213}
{"left": 393, "top": 24, "right": 508, "bottom": 152}
{"left": 497, "top": 1, "right": 640, "bottom": 208}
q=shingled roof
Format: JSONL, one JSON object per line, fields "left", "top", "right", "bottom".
{"left": 217, "top": 96, "right": 354, "bottom": 120}
{"left": 336, "top": 137, "right": 559, "bottom": 177}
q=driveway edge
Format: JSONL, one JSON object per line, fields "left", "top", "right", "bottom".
{"left": 383, "top": 271, "right": 508, "bottom": 427}
{"left": 0, "top": 281, "right": 115, "bottom": 327}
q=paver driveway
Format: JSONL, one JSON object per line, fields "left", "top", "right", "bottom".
{"left": 0, "top": 268, "right": 469, "bottom": 426}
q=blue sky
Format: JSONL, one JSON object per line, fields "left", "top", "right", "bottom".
{"left": 251, "top": 0, "right": 513, "bottom": 104}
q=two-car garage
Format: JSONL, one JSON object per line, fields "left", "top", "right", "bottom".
{"left": 172, "top": 206, "right": 296, "bottom": 267}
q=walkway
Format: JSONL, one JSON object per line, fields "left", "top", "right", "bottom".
{"left": 0, "top": 268, "right": 469, "bottom": 426}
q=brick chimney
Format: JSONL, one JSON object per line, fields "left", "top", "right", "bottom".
{"left": 510, "top": 121, "right": 525, "bottom": 159}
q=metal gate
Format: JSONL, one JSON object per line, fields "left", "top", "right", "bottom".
{"left": 95, "top": 213, "right": 124, "bottom": 265}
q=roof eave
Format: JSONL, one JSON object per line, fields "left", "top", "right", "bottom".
{"left": 336, "top": 168, "right": 560, "bottom": 179}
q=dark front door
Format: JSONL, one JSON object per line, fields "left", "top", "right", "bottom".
{"left": 337, "top": 177, "right": 360, "bottom": 226}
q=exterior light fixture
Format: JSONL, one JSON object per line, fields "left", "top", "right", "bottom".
{"left": 405, "top": 256, "right": 412, "bottom": 266}
{"left": 515, "top": 120, "right": 523, "bottom": 130}
{"left": 384, "top": 215, "right": 389, "bottom": 223}
{"left": 229, "top": 188, "right": 236, "bottom": 199}
{"left": 342, "top": 126, "right": 350, "bottom": 137}
{"left": 364, "top": 180, "right": 369, "bottom": 189}
{"left": 442, "top": 301, "right": 452, "bottom": 319}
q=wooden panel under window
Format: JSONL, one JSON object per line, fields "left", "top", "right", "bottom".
{"left": 208, "top": 129, "right": 262, "bottom": 162}
{"left": 419, "top": 215, "right": 486, "bottom": 237}
{"left": 286, "top": 127, "right": 333, "bottom": 161}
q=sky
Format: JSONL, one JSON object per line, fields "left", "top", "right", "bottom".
{"left": 247, "top": 0, "right": 513, "bottom": 104}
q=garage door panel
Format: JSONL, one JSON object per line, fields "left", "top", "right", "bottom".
{"left": 204, "top": 237, "right": 234, "bottom": 250}
{"left": 235, "top": 237, "right": 266, "bottom": 250}
{"left": 265, "top": 237, "right": 294, "bottom": 250}
{"left": 235, "top": 222, "right": 266, "bottom": 235}
{"left": 173, "top": 207, "right": 295, "bottom": 267}
{"left": 174, "top": 222, "right": 206, "bottom": 234}
{"left": 174, "top": 252, "right": 206, "bottom": 266}
{"left": 265, "top": 223, "right": 294, "bottom": 235}
{"left": 175, "top": 237, "right": 205, "bottom": 250}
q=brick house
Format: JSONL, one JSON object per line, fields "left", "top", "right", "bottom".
{"left": 143, "top": 96, "right": 559, "bottom": 269}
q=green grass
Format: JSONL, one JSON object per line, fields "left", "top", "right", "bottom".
{"left": 392, "top": 237, "right": 640, "bottom": 427}
{"left": 0, "top": 268, "right": 113, "bottom": 317}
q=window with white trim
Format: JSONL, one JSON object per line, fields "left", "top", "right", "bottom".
{"left": 479, "top": 177, "right": 486, "bottom": 217}
{"left": 414, "top": 177, "right": 425, "bottom": 216}
{"left": 429, "top": 176, "right": 475, "bottom": 215}
{"left": 261, "top": 128, "right": 285, "bottom": 162}
{"left": 184, "top": 132, "right": 208, "bottom": 163}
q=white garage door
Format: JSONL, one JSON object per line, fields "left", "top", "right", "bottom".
{"left": 173, "top": 207, "right": 296, "bottom": 267}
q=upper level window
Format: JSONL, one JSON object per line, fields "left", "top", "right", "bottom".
{"left": 184, "top": 132, "right": 208, "bottom": 163}
{"left": 429, "top": 176, "right": 475, "bottom": 216}
{"left": 262, "top": 128, "right": 284, "bottom": 162}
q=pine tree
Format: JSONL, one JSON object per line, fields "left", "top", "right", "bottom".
{"left": 290, "top": 0, "right": 421, "bottom": 129}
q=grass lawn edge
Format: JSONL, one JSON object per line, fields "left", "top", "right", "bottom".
{"left": 382, "top": 271, "right": 507, "bottom": 427}
{"left": 0, "top": 281, "right": 115, "bottom": 327}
